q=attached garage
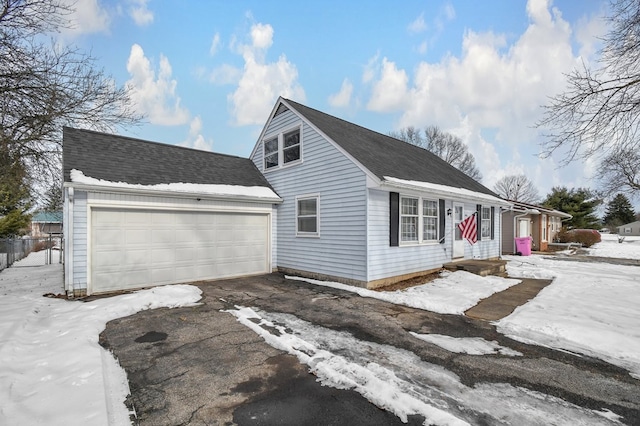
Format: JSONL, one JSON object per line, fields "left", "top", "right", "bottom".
{"left": 90, "top": 208, "right": 270, "bottom": 294}
{"left": 63, "top": 127, "right": 281, "bottom": 297}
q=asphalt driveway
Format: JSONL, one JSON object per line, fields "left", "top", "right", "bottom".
{"left": 100, "top": 273, "right": 640, "bottom": 425}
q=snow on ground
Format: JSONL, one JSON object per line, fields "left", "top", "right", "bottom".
{"left": 0, "top": 254, "right": 202, "bottom": 426}
{"left": 497, "top": 254, "right": 640, "bottom": 380}
{"left": 288, "top": 270, "right": 520, "bottom": 314}
{"left": 586, "top": 233, "right": 640, "bottom": 260}
{"left": 228, "top": 306, "right": 622, "bottom": 425}
{"left": 409, "top": 333, "right": 522, "bottom": 356}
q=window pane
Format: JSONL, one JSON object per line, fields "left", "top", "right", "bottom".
{"left": 264, "top": 138, "right": 278, "bottom": 154}
{"left": 423, "top": 217, "right": 437, "bottom": 240}
{"left": 401, "top": 198, "right": 418, "bottom": 215}
{"left": 482, "top": 207, "right": 491, "bottom": 219}
{"left": 265, "top": 153, "right": 278, "bottom": 169}
{"left": 283, "top": 145, "right": 300, "bottom": 163}
{"left": 401, "top": 217, "right": 418, "bottom": 241}
{"left": 298, "top": 217, "right": 317, "bottom": 233}
{"left": 298, "top": 198, "right": 317, "bottom": 215}
{"left": 423, "top": 200, "right": 437, "bottom": 217}
{"left": 284, "top": 130, "right": 300, "bottom": 148}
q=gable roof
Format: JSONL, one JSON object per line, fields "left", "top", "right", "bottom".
{"left": 63, "top": 127, "right": 273, "bottom": 190}
{"left": 281, "top": 98, "right": 500, "bottom": 199}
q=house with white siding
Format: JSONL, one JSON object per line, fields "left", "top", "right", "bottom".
{"left": 617, "top": 221, "right": 640, "bottom": 236}
{"left": 62, "top": 98, "right": 511, "bottom": 296}
{"left": 249, "top": 98, "right": 511, "bottom": 288}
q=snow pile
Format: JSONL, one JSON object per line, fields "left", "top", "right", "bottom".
{"left": 287, "top": 270, "right": 520, "bottom": 315}
{"left": 409, "top": 333, "right": 522, "bottom": 356}
{"left": 0, "top": 257, "right": 202, "bottom": 426}
{"left": 587, "top": 233, "right": 640, "bottom": 260}
{"left": 499, "top": 255, "right": 640, "bottom": 379}
{"left": 70, "top": 169, "right": 280, "bottom": 200}
{"left": 228, "top": 306, "right": 622, "bottom": 425}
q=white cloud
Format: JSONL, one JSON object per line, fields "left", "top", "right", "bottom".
{"left": 125, "top": 44, "right": 190, "bottom": 126}
{"left": 61, "top": 0, "right": 110, "bottom": 36}
{"left": 367, "top": 58, "right": 409, "bottom": 112}
{"left": 210, "top": 32, "right": 221, "bottom": 56}
{"left": 209, "top": 64, "right": 242, "bottom": 85}
{"left": 180, "top": 116, "right": 214, "bottom": 151}
{"left": 328, "top": 79, "right": 354, "bottom": 108}
{"left": 366, "top": 0, "right": 597, "bottom": 194}
{"left": 227, "top": 22, "right": 305, "bottom": 126}
{"left": 362, "top": 53, "right": 380, "bottom": 84}
{"left": 408, "top": 13, "right": 427, "bottom": 33}
{"left": 128, "top": 0, "right": 154, "bottom": 26}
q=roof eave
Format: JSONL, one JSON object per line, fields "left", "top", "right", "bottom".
{"left": 64, "top": 182, "right": 283, "bottom": 204}
{"left": 380, "top": 179, "right": 511, "bottom": 206}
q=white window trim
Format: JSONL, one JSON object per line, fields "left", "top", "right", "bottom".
{"left": 481, "top": 206, "right": 491, "bottom": 240}
{"left": 296, "top": 193, "right": 320, "bottom": 238}
{"left": 262, "top": 123, "right": 303, "bottom": 172}
{"left": 399, "top": 195, "right": 440, "bottom": 245}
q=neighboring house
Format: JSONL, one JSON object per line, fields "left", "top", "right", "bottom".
{"left": 31, "top": 211, "right": 63, "bottom": 236}
{"left": 62, "top": 127, "right": 282, "bottom": 297}
{"left": 249, "top": 98, "right": 511, "bottom": 288}
{"left": 617, "top": 221, "right": 640, "bottom": 236}
{"left": 501, "top": 200, "right": 572, "bottom": 254}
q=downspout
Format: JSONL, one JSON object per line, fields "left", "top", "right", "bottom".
{"left": 66, "top": 187, "right": 74, "bottom": 297}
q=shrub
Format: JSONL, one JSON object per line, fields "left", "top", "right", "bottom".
{"left": 557, "top": 228, "right": 601, "bottom": 248}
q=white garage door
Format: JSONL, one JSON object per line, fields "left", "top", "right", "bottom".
{"left": 90, "top": 208, "right": 269, "bottom": 294}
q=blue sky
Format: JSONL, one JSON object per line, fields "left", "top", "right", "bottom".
{"left": 63, "top": 0, "right": 610, "bottom": 201}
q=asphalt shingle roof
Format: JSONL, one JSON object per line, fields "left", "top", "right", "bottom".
{"left": 63, "top": 127, "right": 273, "bottom": 189}
{"left": 284, "top": 99, "right": 499, "bottom": 198}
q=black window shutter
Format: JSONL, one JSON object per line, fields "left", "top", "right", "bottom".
{"left": 490, "top": 206, "right": 495, "bottom": 240}
{"left": 390, "top": 192, "right": 399, "bottom": 247}
{"left": 476, "top": 204, "right": 482, "bottom": 241}
{"left": 439, "top": 199, "right": 445, "bottom": 244}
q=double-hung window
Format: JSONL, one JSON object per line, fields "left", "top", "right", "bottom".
{"left": 297, "top": 195, "right": 319, "bottom": 236}
{"left": 264, "top": 138, "right": 279, "bottom": 169}
{"left": 263, "top": 126, "right": 302, "bottom": 170}
{"left": 481, "top": 206, "right": 491, "bottom": 239}
{"left": 400, "top": 197, "right": 419, "bottom": 242}
{"left": 423, "top": 199, "right": 438, "bottom": 242}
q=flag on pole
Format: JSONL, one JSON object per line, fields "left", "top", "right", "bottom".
{"left": 458, "top": 213, "right": 477, "bottom": 245}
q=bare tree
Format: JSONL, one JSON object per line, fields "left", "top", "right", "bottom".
{"left": 538, "top": 0, "right": 640, "bottom": 195}
{"left": 390, "top": 125, "right": 483, "bottom": 181}
{"left": 493, "top": 174, "right": 540, "bottom": 203}
{"left": 0, "top": 0, "right": 142, "bottom": 188}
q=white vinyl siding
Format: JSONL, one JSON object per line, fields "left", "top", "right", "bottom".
{"left": 251, "top": 109, "right": 367, "bottom": 282}
{"left": 72, "top": 190, "right": 88, "bottom": 287}
{"left": 368, "top": 190, "right": 449, "bottom": 281}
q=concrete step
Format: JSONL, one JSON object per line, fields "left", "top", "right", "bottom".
{"left": 442, "top": 259, "right": 507, "bottom": 277}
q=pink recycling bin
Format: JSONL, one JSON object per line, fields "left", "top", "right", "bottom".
{"left": 515, "top": 236, "right": 532, "bottom": 256}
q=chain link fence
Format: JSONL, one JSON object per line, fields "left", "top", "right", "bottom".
{"left": 0, "top": 235, "right": 63, "bottom": 271}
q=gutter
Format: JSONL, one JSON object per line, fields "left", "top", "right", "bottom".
{"left": 380, "top": 179, "right": 511, "bottom": 206}
{"left": 63, "top": 182, "right": 284, "bottom": 204}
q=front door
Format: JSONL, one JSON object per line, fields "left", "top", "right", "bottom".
{"left": 452, "top": 203, "right": 464, "bottom": 258}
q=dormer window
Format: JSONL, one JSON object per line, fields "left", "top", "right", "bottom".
{"left": 263, "top": 125, "right": 302, "bottom": 170}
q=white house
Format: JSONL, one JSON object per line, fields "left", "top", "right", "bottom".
{"left": 618, "top": 221, "right": 640, "bottom": 236}
{"left": 249, "top": 98, "right": 511, "bottom": 288}
{"left": 62, "top": 99, "right": 510, "bottom": 296}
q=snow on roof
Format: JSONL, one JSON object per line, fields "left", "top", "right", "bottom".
{"left": 70, "top": 169, "right": 281, "bottom": 201}
{"left": 383, "top": 176, "right": 510, "bottom": 205}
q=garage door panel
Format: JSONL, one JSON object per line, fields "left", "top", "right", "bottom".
{"left": 91, "top": 208, "right": 269, "bottom": 294}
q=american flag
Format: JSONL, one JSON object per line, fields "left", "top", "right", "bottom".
{"left": 458, "top": 213, "right": 477, "bottom": 245}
